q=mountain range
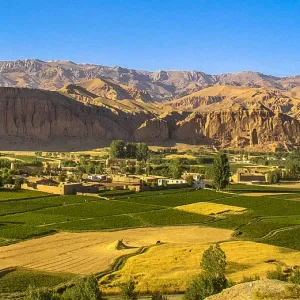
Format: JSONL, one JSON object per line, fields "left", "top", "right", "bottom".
{"left": 1, "top": 59, "right": 300, "bottom": 151}
{"left": 2, "top": 59, "right": 300, "bottom": 101}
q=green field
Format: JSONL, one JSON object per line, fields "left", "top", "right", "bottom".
{"left": 2, "top": 186, "right": 300, "bottom": 296}
{"left": 0, "top": 189, "right": 50, "bottom": 201}
{"left": 1, "top": 186, "right": 300, "bottom": 250}
{"left": 228, "top": 183, "right": 300, "bottom": 193}
{"left": 0, "top": 268, "right": 75, "bottom": 294}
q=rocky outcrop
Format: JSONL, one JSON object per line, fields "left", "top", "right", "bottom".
{"left": 206, "top": 280, "right": 299, "bottom": 300}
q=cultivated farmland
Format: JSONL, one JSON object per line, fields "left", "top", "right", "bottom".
{"left": 0, "top": 226, "right": 233, "bottom": 275}
{"left": 2, "top": 186, "right": 300, "bottom": 295}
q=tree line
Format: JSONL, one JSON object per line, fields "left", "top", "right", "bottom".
{"left": 109, "top": 141, "right": 149, "bottom": 161}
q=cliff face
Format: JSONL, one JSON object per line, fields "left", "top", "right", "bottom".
{"left": 0, "top": 88, "right": 129, "bottom": 150}
{"left": 173, "top": 105, "right": 300, "bottom": 149}
{"left": 1, "top": 87, "right": 300, "bottom": 151}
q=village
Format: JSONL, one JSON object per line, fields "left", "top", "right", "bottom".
{"left": 0, "top": 142, "right": 290, "bottom": 197}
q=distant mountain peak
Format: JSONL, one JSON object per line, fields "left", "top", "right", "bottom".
{"left": 0, "top": 59, "right": 300, "bottom": 101}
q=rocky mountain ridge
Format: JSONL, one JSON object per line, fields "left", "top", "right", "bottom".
{"left": 1, "top": 59, "right": 300, "bottom": 101}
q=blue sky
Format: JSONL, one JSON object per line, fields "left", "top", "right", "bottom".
{"left": 0, "top": 0, "right": 299, "bottom": 76}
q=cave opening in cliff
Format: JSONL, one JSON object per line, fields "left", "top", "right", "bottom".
{"left": 251, "top": 129, "right": 259, "bottom": 145}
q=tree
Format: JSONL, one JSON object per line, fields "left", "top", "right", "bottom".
{"left": 136, "top": 143, "right": 149, "bottom": 161}
{"left": 62, "top": 276, "right": 102, "bottom": 300}
{"left": 109, "top": 140, "right": 125, "bottom": 158}
{"left": 135, "top": 162, "right": 144, "bottom": 175}
{"left": 119, "top": 280, "right": 137, "bottom": 300}
{"left": 169, "top": 159, "right": 183, "bottom": 179}
{"left": 273, "top": 170, "right": 281, "bottom": 183}
{"left": 212, "top": 154, "right": 230, "bottom": 190}
{"left": 58, "top": 173, "right": 66, "bottom": 183}
{"left": 86, "top": 162, "right": 96, "bottom": 174}
{"left": 266, "top": 170, "right": 281, "bottom": 184}
{"left": 204, "top": 165, "right": 214, "bottom": 180}
{"left": 184, "top": 244, "right": 228, "bottom": 300}
{"left": 125, "top": 143, "right": 137, "bottom": 159}
{"left": 286, "top": 163, "right": 300, "bottom": 179}
{"left": 15, "top": 177, "right": 24, "bottom": 187}
{"left": 201, "top": 244, "right": 226, "bottom": 277}
{"left": 95, "top": 165, "right": 104, "bottom": 174}
{"left": 186, "top": 175, "right": 194, "bottom": 186}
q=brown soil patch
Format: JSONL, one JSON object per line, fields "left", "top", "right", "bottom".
{"left": 0, "top": 226, "right": 233, "bottom": 275}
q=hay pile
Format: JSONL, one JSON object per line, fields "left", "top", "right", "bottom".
{"left": 108, "top": 240, "right": 131, "bottom": 250}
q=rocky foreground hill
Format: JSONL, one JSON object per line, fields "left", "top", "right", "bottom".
{"left": 1, "top": 79, "right": 300, "bottom": 150}
{"left": 2, "top": 59, "right": 300, "bottom": 101}
{"left": 206, "top": 280, "right": 300, "bottom": 300}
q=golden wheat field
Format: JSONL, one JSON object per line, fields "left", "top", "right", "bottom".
{"left": 0, "top": 226, "right": 233, "bottom": 275}
{"left": 100, "top": 241, "right": 300, "bottom": 294}
{"left": 175, "top": 202, "right": 247, "bottom": 216}
{"left": 163, "top": 154, "right": 197, "bottom": 160}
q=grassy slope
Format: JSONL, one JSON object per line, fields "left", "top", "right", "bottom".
{"left": 0, "top": 268, "right": 75, "bottom": 293}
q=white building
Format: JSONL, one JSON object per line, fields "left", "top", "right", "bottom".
{"left": 88, "top": 174, "right": 107, "bottom": 181}
{"left": 158, "top": 178, "right": 187, "bottom": 186}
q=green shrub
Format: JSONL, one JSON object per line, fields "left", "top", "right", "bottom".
{"left": 119, "top": 280, "right": 137, "bottom": 300}
{"left": 184, "top": 273, "right": 227, "bottom": 300}
{"left": 288, "top": 269, "right": 300, "bottom": 284}
{"left": 62, "top": 276, "right": 102, "bottom": 300}
{"left": 266, "top": 266, "right": 287, "bottom": 281}
{"left": 24, "top": 285, "right": 59, "bottom": 300}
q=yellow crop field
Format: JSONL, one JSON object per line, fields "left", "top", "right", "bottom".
{"left": 0, "top": 226, "right": 232, "bottom": 275}
{"left": 163, "top": 154, "right": 196, "bottom": 160}
{"left": 175, "top": 202, "right": 247, "bottom": 216}
{"left": 100, "top": 241, "right": 300, "bottom": 294}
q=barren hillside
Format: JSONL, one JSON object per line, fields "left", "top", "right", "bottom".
{"left": 1, "top": 59, "right": 300, "bottom": 101}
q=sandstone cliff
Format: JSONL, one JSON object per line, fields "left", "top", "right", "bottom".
{"left": 1, "top": 87, "right": 300, "bottom": 151}
{"left": 0, "top": 87, "right": 129, "bottom": 150}
{"left": 173, "top": 104, "right": 300, "bottom": 149}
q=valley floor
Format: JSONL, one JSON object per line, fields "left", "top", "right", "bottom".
{"left": 2, "top": 186, "right": 300, "bottom": 295}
